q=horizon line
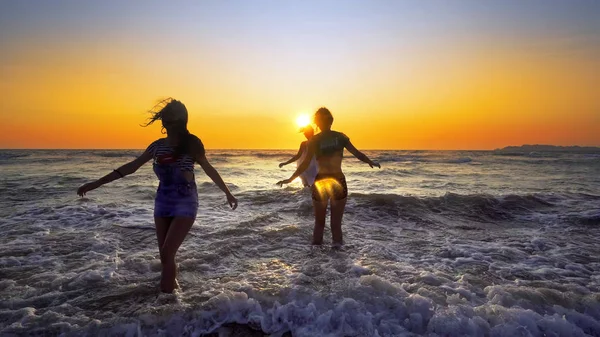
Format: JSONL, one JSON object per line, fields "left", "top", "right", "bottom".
{"left": 2, "top": 144, "right": 600, "bottom": 152}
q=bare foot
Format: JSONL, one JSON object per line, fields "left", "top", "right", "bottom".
{"left": 155, "top": 291, "right": 180, "bottom": 305}
{"left": 332, "top": 241, "right": 343, "bottom": 250}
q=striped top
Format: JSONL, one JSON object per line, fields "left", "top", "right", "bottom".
{"left": 145, "top": 138, "right": 197, "bottom": 172}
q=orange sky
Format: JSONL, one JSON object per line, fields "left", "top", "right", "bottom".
{"left": 1, "top": 2, "right": 599, "bottom": 150}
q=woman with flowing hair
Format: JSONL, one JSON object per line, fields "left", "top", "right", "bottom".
{"left": 77, "top": 98, "right": 238, "bottom": 293}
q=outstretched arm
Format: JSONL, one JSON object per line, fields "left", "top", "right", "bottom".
{"left": 279, "top": 143, "right": 305, "bottom": 168}
{"left": 77, "top": 150, "right": 153, "bottom": 196}
{"left": 345, "top": 141, "right": 380, "bottom": 168}
{"left": 277, "top": 144, "right": 314, "bottom": 186}
{"left": 197, "top": 154, "right": 238, "bottom": 210}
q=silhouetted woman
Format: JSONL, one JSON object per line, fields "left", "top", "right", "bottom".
{"left": 278, "top": 125, "right": 318, "bottom": 187}
{"left": 77, "top": 98, "right": 238, "bottom": 293}
{"left": 277, "top": 107, "right": 380, "bottom": 246}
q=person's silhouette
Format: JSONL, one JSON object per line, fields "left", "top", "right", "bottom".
{"left": 279, "top": 126, "right": 318, "bottom": 187}
{"left": 277, "top": 107, "right": 380, "bottom": 246}
{"left": 77, "top": 98, "right": 238, "bottom": 293}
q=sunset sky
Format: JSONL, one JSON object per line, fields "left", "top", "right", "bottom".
{"left": 1, "top": 1, "right": 599, "bottom": 150}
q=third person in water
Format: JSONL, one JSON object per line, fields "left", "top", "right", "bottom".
{"left": 278, "top": 125, "right": 318, "bottom": 187}
{"left": 277, "top": 107, "right": 380, "bottom": 246}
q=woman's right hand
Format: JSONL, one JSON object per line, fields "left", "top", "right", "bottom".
{"left": 77, "top": 181, "right": 99, "bottom": 197}
{"left": 276, "top": 178, "right": 293, "bottom": 187}
{"left": 226, "top": 193, "right": 238, "bottom": 210}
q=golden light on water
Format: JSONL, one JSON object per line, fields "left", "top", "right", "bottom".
{"left": 296, "top": 114, "right": 311, "bottom": 128}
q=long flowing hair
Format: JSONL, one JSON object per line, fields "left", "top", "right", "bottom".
{"left": 142, "top": 98, "right": 195, "bottom": 158}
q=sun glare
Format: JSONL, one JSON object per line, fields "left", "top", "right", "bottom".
{"left": 296, "top": 114, "right": 311, "bottom": 128}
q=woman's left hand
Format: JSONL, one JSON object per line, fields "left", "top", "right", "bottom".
{"left": 226, "top": 193, "right": 238, "bottom": 210}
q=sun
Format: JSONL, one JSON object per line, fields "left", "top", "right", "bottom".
{"left": 296, "top": 114, "right": 311, "bottom": 128}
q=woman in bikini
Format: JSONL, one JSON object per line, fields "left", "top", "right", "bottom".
{"left": 277, "top": 107, "right": 380, "bottom": 246}
{"left": 77, "top": 98, "right": 238, "bottom": 293}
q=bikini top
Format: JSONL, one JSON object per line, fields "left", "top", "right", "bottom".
{"left": 310, "top": 131, "right": 349, "bottom": 159}
{"left": 145, "top": 138, "right": 199, "bottom": 172}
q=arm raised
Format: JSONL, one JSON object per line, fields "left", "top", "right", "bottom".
{"left": 279, "top": 142, "right": 306, "bottom": 168}
{"left": 277, "top": 142, "right": 315, "bottom": 186}
{"left": 345, "top": 140, "right": 380, "bottom": 168}
{"left": 77, "top": 150, "right": 154, "bottom": 196}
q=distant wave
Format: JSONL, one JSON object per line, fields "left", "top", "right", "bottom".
{"left": 0, "top": 152, "right": 30, "bottom": 161}
{"left": 445, "top": 157, "right": 473, "bottom": 164}
{"left": 252, "top": 152, "right": 289, "bottom": 158}
{"left": 492, "top": 151, "right": 557, "bottom": 158}
{"left": 346, "top": 192, "right": 559, "bottom": 222}
{"left": 92, "top": 151, "right": 138, "bottom": 158}
{"left": 204, "top": 151, "right": 287, "bottom": 159}
{"left": 207, "top": 152, "right": 238, "bottom": 157}
{"left": 376, "top": 155, "right": 424, "bottom": 163}
{"left": 567, "top": 209, "right": 600, "bottom": 226}
{"left": 375, "top": 155, "right": 474, "bottom": 164}
{"left": 242, "top": 188, "right": 600, "bottom": 223}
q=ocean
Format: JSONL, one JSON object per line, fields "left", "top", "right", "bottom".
{"left": 1, "top": 149, "right": 599, "bottom": 336}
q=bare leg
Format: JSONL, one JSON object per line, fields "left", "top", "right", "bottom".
{"left": 312, "top": 199, "right": 328, "bottom": 245}
{"left": 160, "top": 217, "right": 195, "bottom": 293}
{"left": 155, "top": 216, "right": 172, "bottom": 260}
{"left": 330, "top": 198, "right": 347, "bottom": 245}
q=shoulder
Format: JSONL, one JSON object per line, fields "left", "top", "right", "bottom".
{"left": 334, "top": 131, "right": 349, "bottom": 141}
{"left": 188, "top": 134, "right": 203, "bottom": 146}
{"left": 188, "top": 133, "right": 205, "bottom": 154}
{"left": 154, "top": 137, "right": 168, "bottom": 145}
{"left": 326, "top": 130, "right": 348, "bottom": 140}
{"left": 145, "top": 138, "right": 165, "bottom": 151}
{"left": 310, "top": 133, "right": 322, "bottom": 142}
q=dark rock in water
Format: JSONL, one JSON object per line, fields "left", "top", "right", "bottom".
{"left": 202, "top": 323, "right": 288, "bottom": 336}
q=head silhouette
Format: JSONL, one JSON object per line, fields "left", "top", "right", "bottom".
{"left": 302, "top": 125, "right": 314, "bottom": 140}
{"left": 143, "top": 98, "right": 194, "bottom": 157}
{"left": 314, "top": 107, "right": 333, "bottom": 131}
{"left": 143, "top": 98, "right": 188, "bottom": 135}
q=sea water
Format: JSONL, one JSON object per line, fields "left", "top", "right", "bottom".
{"left": 1, "top": 149, "right": 599, "bottom": 336}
